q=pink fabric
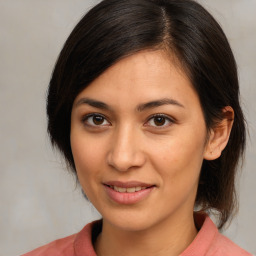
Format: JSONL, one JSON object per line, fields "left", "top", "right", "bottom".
{"left": 22, "top": 215, "right": 252, "bottom": 256}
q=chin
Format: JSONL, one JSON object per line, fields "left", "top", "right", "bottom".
{"left": 100, "top": 207, "right": 168, "bottom": 233}
{"left": 107, "top": 217, "right": 155, "bottom": 232}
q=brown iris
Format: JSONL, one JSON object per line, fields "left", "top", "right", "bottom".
{"left": 153, "top": 116, "right": 166, "bottom": 126}
{"left": 93, "top": 115, "right": 104, "bottom": 125}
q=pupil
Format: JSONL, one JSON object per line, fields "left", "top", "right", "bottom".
{"left": 93, "top": 116, "right": 104, "bottom": 125}
{"left": 154, "top": 117, "right": 165, "bottom": 126}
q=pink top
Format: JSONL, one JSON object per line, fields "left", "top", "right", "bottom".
{"left": 22, "top": 214, "right": 252, "bottom": 256}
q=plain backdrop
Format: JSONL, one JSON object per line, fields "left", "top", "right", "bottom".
{"left": 0, "top": 0, "right": 255, "bottom": 255}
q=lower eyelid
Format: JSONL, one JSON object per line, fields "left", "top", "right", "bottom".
{"left": 81, "top": 114, "right": 110, "bottom": 126}
{"left": 146, "top": 115, "right": 174, "bottom": 125}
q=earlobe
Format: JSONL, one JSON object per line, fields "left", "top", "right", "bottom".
{"left": 204, "top": 106, "right": 234, "bottom": 160}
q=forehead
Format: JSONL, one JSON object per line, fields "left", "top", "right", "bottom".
{"left": 97, "top": 50, "right": 186, "bottom": 86}
{"left": 73, "top": 50, "right": 199, "bottom": 110}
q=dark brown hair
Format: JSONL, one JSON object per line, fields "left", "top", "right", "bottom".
{"left": 47, "top": 0, "right": 246, "bottom": 229}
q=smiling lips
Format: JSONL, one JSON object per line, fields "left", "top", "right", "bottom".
{"left": 103, "top": 181, "right": 155, "bottom": 204}
{"left": 111, "top": 186, "right": 147, "bottom": 193}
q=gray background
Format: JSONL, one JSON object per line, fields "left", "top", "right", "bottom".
{"left": 0, "top": 0, "right": 255, "bottom": 255}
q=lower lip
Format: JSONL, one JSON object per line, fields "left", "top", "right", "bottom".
{"left": 104, "top": 185, "right": 155, "bottom": 205}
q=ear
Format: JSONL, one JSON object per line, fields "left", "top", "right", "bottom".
{"left": 204, "top": 106, "right": 234, "bottom": 160}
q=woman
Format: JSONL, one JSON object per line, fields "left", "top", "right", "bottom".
{"left": 23, "top": 0, "right": 252, "bottom": 255}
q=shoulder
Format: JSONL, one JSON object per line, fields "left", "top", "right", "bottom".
{"left": 21, "top": 234, "right": 76, "bottom": 256}
{"left": 209, "top": 232, "right": 253, "bottom": 256}
{"left": 21, "top": 220, "right": 101, "bottom": 256}
{"left": 199, "top": 214, "right": 253, "bottom": 256}
{"left": 181, "top": 213, "right": 253, "bottom": 256}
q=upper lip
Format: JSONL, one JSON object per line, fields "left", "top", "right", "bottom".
{"left": 103, "top": 181, "right": 155, "bottom": 188}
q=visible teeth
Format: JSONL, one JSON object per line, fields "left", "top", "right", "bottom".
{"left": 114, "top": 186, "right": 126, "bottom": 192}
{"left": 127, "top": 187, "right": 136, "bottom": 193}
{"left": 112, "top": 186, "right": 146, "bottom": 193}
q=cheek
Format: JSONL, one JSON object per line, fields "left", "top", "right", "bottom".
{"left": 152, "top": 127, "right": 206, "bottom": 183}
{"left": 70, "top": 134, "right": 105, "bottom": 192}
{"left": 71, "top": 128, "right": 109, "bottom": 166}
{"left": 153, "top": 138, "right": 204, "bottom": 208}
{"left": 155, "top": 135, "right": 205, "bottom": 166}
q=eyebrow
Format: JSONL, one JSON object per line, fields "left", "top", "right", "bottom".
{"left": 137, "top": 98, "right": 184, "bottom": 112}
{"left": 74, "top": 97, "right": 184, "bottom": 111}
{"left": 75, "top": 98, "right": 111, "bottom": 110}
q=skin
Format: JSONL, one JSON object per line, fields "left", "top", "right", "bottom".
{"left": 70, "top": 50, "right": 233, "bottom": 256}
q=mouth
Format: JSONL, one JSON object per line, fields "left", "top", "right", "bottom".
{"left": 105, "top": 185, "right": 151, "bottom": 193}
{"left": 103, "top": 181, "right": 155, "bottom": 191}
{"left": 103, "top": 181, "right": 155, "bottom": 204}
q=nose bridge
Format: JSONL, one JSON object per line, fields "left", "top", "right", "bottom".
{"left": 107, "top": 123, "right": 144, "bottom": 172}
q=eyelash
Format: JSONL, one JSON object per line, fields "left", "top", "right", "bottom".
{"left": 145, "top": 114, "right": 175, "bottom": 128}
{"left": 81, "top": 113, "right": 175, "bottom": 128}
{"left": 81, "top": 113, "right": 111, "bottom": 127}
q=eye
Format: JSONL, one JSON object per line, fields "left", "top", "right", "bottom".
{"left": 146, "top": 114, "right": 174, "bottom": 127}
{"left": 82, "top": 114, "right": 110, "bottom": 127}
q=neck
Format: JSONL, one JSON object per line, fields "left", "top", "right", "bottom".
{"left": 95, "top": 212, "right": 197, "bottom": 256}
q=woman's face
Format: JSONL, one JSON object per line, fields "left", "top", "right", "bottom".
{"left": 70, "top": 50, "right": 209, "bottom": 231}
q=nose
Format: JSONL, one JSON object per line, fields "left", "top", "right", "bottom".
{"left": 107, "top": 125, "right": 146, "bottom": 172}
